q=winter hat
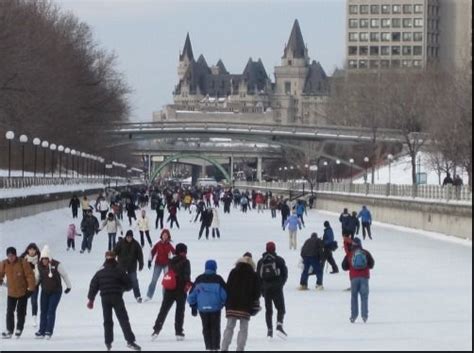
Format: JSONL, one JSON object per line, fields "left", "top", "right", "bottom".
{"left": 6, "top": 247, "right": 16, "bottom": 256}
{"left": 266, "top": 242, "right": 276, "bottom": 253}
{"left": 160, "top": 229, "right": 171, "bottom": 240}
{"left": 205, "top": 260, "right": 217, "bottom": 272}
{"left": 108, "top": 212, "right": 114, "bottom": 219}
{"left": 243, "top": 252, "right": 252, "bottom": 259}
{"left": 238, "top": 252, "right": 256, "bottom": 270}
{"left": 176, "top": 243, "right": 188, "bottom": 255}
{"left": 125, "top": 230, "right": 134, "bottom": 238}
{"left": 352, "top": 238, "right": 362, "bottom": 248}
{"left": 40, "top": 245, "right": 52, "bottom": 259}
{"left": 324, "top": 221, "right": 330, "bottom": 228}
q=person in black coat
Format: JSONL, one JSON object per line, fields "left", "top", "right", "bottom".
{"left": 69, "top": 195, "right": 80, "bottom": 219}
{"left": 300, "top": 233, "right": 325, "bottom": 290}
{"left": 152, "top": 243, "right": 192, "bottom": 341}
{"left": 125, "top": 199, "right": 137, "bottom": 226}
{"left": 339, "top": 208, "right": 352, "bottom": 237}
{"left": 87, "top": 251, "right": 141, "bottom": 351}
{"left": 348, "top": 212, "right": 361, "bottom": 240}
{"left": 280, "top": 201, "right": 290, "bottom": 230}
{"left": 80, "top": 210, "right": 99, "bottom": 254}
{"left": 256, "top": 242, "right": 288, "bottom": 338}
{"left": 114, "top": 231, "right": 144, "bottom": 303}
{"left": 198, "top": 209, "right": 214, "bottom": 240}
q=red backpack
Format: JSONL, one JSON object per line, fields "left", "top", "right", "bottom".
{"left": 162, "top": 269, "right": 177, "bottom": 291}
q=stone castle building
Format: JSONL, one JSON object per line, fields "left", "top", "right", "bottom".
{"left": 162, "top": 20, "right": 330, "bottom": 126}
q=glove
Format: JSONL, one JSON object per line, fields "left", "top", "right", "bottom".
{"left": 64, "top": 288, "right": 71, "bottom": 294}
{"left": 87, "top": 300, "right": 94, "bottom": 310}
{"left": 26, "top": 289, "right": 34, "bottom": 298}
{"left": 191, "top": 306, "right": 198, "bottom": 317}
{"left": 148, "top": 261, "right": 152, "bottom": 270}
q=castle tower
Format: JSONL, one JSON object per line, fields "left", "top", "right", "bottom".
{"left": 282, "top": 19, "right": 309, "bottom": 67}
{"left": 178, "top": 33, "right": 194, "bottom": 81}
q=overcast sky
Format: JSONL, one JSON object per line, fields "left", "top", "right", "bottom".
{"left": 56, "top": 0, "right": 346, "bottom": 122}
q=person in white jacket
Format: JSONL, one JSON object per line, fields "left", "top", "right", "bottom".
{"left": 100, "top": 213, "right": 124, "bottom": 251}
{"left": 211, "top": 207, "right": 221, "bottom": 239}
{"left": 96, "top": 197, "right": 110, "bottom": 221}
{"left": 137, "top": 209, "right": 152, "bottom": 248}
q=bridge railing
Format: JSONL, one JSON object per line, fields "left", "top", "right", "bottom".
{"left": 234, "top": 181, "right": 472, "bottom": 203}
{"left": 0, "top": 177, "right": 133, "bottom": 190}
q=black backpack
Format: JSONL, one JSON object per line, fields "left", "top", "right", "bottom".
{"left": 260, "top": 254, "right": 280, "bottom": 281}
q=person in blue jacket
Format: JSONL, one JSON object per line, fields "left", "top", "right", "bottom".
{"left": 284, "top": 211, "right": 302, "bottom": 250}
{"left": 358, "top": 206, "right": 373, "bottom": 240}
{"left": 188, "top": 260, "right": 227, "bottom": 351}
{"left": 296, "top": 201, "right": 306, "bottom": 227}
{"left": 322, "top": 221, "right": 339, "bottom": 274}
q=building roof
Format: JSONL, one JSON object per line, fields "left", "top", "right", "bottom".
{"left": 303, "top": 61, "right": 330, "bottom": 95}
{"left": 180, "top": 33, "right": 194, "bottom": 61}
{"left": 283, "top": 19, "right": 306, "bottom": 59}
{"left": 216, "top": 59, "right": 229, "bottom": 75}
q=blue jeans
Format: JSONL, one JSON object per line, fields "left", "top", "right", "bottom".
{"left": 300, "top": 257, "right": 323, "bottom": 286}
{"left": 39, "top": 291, "right": 62, "bottom": 335}
{"left": 146, "top": 265, "right": 167, "bottom": 299}
{"left": 108, "top": 233, "right": 117, "bottom": 251}
{"left": 351, "top": 278, "right": 369, "bottom": 320}
{"left": 128, "top": 272, "right": 141, "bottom": 299}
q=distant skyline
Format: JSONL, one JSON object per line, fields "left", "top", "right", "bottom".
{"left": 56, "top": 0, "right": 346, "bottom": 122}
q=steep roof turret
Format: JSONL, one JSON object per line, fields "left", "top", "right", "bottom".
{"left": 180, "top": 33, "right": 194, "bottom": 61}
{"left": 283, "top": 19, "right": 307, "bottom": 59}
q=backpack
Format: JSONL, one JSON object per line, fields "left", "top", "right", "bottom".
{"left": 351, "top": 250, "right": 368, "bottom": 270}
{"left": 162, "top": 269, "right": 177, "bottom": 290}
{"left": 259, "top": 254, "right": 280, "bottom": 281}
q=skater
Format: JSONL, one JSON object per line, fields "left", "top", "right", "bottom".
{"left": 280, "top": 201, "right": 290, "bottom": 230}
{"left": 342, "top": 238, "right": 375, "bottom": 323}
{"left": 81, "top": 195, "right": 91, "bottom": 218}
{"left": 145, "top": 229, "right": 175, "bottom": 301}
{"left": 256, "top": 192, "right": 265, "bottom": 214}
{"left": 0, "top": 247, "right": 36, "bottom": 339}
{"left": 188, "top": 260, "right": 227, "bottom": 351}
{"left": 152, "top": 243, "right": 192, "bottom": 341}
{"left": 100, "top": 213, "right": 123, "bottom": 251}
{"left": 358, "top": 206, "right": 373, "bottom": 240}
{"left": 66, "top": 224, "right": 81, "bottom": 251}
{"left": 87, "top": 251, "right": 141, "bottom": 351}
{"left": 223, "top": 192, "right": 233, "bottom": 214}
{"left": 300, "top": 233, "right": 325, "bottom": 290}
{"left": 35, "top": 246, "right": 72, "bottom": 339}
{"left": 199, "top": 208, "right": 214, "bottom": 240}
{"left": 296, "top": 201, "right": 306, "bottom": 227}
{"left": 167, "top": 201, "right": 180, "bottom": 229}
{"left": 283, "top": 210, "right": 302, "bottom": 250}
{"left": 155, "top": 197, "right": 165, "bottom": 230}
{"left": 270, "top": 197, "right": 278, "bottom": 219}
{"left": 137, "top": 209, "right": 152, "bottom": 248}
{"left": 339, "top": 208, "right": 352, "bottom": 238}
{"left": 20, "top": 244, "right": 41, "bottom": 328}
{"left": 348, "top": 212, "right": 361, "bottom": 240}
{"left": 240, "top": 195, "right": 249, "bottom": 213}
{"left": 221, "top": 252, "right": 261, "bottom": 351}
{"left": 322, "top": 221, "right": 339, "bottom": 274}
{"left": 211, "top": 207, "right": 221, "bottom": 239}
{"left": 126, "top": 199, "right": 137, "bottom": 227}
{"left": 96, "top": 197, "right": 110, "bottom": 221}
{"left": 257, "top": 242, "right": 288, "bottom": 339}
{"left": 80, "top": 209, "right": 99, "bottom": 254}
{"left": 114, "top": 231, "right": 144, "bottom": 303}
{"left": 69, "top": 195, "right": 80, "bottom": 219}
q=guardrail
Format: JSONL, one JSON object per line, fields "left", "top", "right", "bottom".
{"left": 0, "top": 177, "right": 141, "bottom": 189}
{"left": 235, "top": 181, "right": 472, "bottom": 203}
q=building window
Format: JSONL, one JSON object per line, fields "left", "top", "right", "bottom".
{"left": 403, "top": 4, "right": 413, "bottom": 14}
{"left": 349, "top": 5, "right": 358, "bottom": 14}
{"left": 403, "top": 18, "right": 413, "bottom": 28}
{"left": 349, "top": 60, "right": 358, "bottom": 69}
{"left": 381, "top": 60, "right": 390, "bottom": 68}
{"left": 392, "top": 19, "right": 401, "bottom": 28}
{"left": 349, "top": 19, "right": 358, "bottom": 28}
{"left": 392, "top": 5, "right": 402, "bottom": 14}
{"left": 360, "top": 46, "right": 369, "bottom": 56}
{"left": 285, "top": 82, "right": 291, "bottom": 94}
{"left": 349, "top": 46, "right": 358, "bottom": 55}
{"left": 371, "top": 5, "right": 380, "bottom": 14}
{"left": 382, "top": 32, "right": 391, "bottom": 42}
{"left": 402, "top": 60, "right": 412, "bottom": 67}
{"left": 370, "top": 32, "right": 380, "bottom": 42}
{"left": 403, "top": 32, "right": 413, "bottom": 41}
{"left": 370, "top": 60, "right": 380, "bottom": 69}
{"left": 414, "top": 18, "right": 424, "bottom": 28}
{"left": 360, "top": 32, "right": 369, "bottom": 42}
{"left": 392, "top": 46, "right": 401, "bottom": 56}
{"left": 382, "top": 5, "right": 391, "bottom": 14}
{"left": 392, "top": 32, "right": 401, "bottom": 42}
{"left": 413, "top": 46, "right": 423, "bottom": 56}
{"left": 414, "top": 4, "right": 424, "bottom": 14}
{"left": 381, "top": 46, "right": 390, "bottom": 56}
{"left": 360, "top": 19, "right": 369, "bottom": 28}
{"left": 359, "top": 60, "right": 368, "bottom": 69}
{"left": 414, "top": 32, "right": 423, "bottom": 42}
{"left": 392, "top": 60, "right": 401, "bottom": 68}
{"left": 370, "top": 46, "right": 380, "bottom": 56}
{"left": 371, "top": 19, "right": 380, "bottom": 28}
{"left": 360, "top": 5, "right": 369, "bottom": 14}
{"left": 349, "top": 32, "right": 358, "bottom": 42}
{"left": 382, "top": 19, "right": 391, "bottom": 28}
{"left": 403, "top": 46, "right": 412, "bottom": 55}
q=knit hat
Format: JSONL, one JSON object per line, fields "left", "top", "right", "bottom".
{"left": 40, "top": 245, "right": 52, "bottom": 259}
{"left": 205, "top": 260, "right": 217, "bottom": 272}
{"left": 324, "top": 221, "right": 330, "bottom": 228}
{"left": 243, "top": 252, "right": 252, "bottom": 259}
{"left": 266, "top": 242, "right": 276, "bottom": 253}
{"left": 352, "top": 237, "right": 362, "bottom": 248}
{"left": 6, "top": 247, "right": 16, "bottom": 256}
{"left": 176, "top": 243, "right": 188, "bottom": 255}
{"left": 125, "top": 230, "right": 134, "bottom": 238}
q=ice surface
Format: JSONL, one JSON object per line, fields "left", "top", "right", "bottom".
{"left": 0, "top": 205, "right": 471, "bottom": 351}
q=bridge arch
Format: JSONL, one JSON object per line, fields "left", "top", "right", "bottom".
{"left": 150, "top": 153, "right": 231, "bottom": 183}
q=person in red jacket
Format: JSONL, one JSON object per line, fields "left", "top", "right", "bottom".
{"left": 255, "top": 193, "right": 265, "bottom": 214}
{"left": 342, "top": 237, "right": 375, "bottom": 324}
{"left": 145, "top": 230, "right": 176, "bottom": 302}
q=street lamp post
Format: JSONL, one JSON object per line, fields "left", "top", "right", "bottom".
{"left": 64, "top": 148, "right": 71, "bottom": 178}
{"left": 71, "top": 150, "right": 77, "bottom": 178}
{"left": 387, "top": 154, "right": 394, "bottom": 196}
{"left": 349, "top": 159, "right": 355, "bottom": 185}
{"left": 33, "top": 138, "right": 41, "bottom": 177}
{"left": 50, "top": 144, "right": 57, "bottom": 177}
{"left": 58, "top": 145, "right": 64, "bottom": 178}
{"left": 323, "top": 161, "right": 329, "bottom": 183}
{"left": 364, "top": 157, "right": 370, "bottom": 184}
{"left": 336, "top": 160, "right": 341, "bottom": 183}
{"left": 41, "top": 141, "right": 49, "bottom": 177}
{"left": 19, "top": 135, "right": 28, "bottom": 178}
{"left": 5, "top": 131, "right": 15, "bottom": 178}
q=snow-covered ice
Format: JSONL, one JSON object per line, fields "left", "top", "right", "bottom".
{"left": 0, "top": 205, "right": 471, "bottom": 351}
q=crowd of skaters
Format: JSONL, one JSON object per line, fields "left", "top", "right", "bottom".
{"left": 1, "top": 183, "right": 376, "bottom": 351}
